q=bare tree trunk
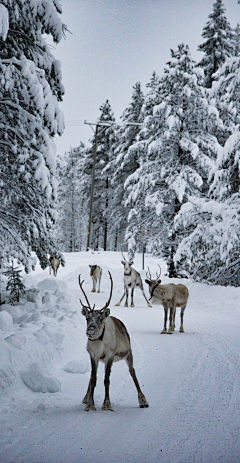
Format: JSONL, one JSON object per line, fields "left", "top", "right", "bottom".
{"left": 104, "top": 178, "right": 108, "bottom": 251}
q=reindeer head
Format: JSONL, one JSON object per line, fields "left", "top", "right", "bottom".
{"left": 145, "top": 265, "right": 162, "bottom": 297}
{"left": 89, "top": 264, "right": 97, "bottom": 276}
{"left": 79, "top": 272, "right": 113, "bottom": 341}
{"left": 121, "top": 250, "right": 134, "bottom": 275}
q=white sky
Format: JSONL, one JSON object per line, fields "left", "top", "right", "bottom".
{"left": 52, "top": 0, "right": 240, "bottom": 156}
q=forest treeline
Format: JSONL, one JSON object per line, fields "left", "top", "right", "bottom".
{"left": 1, "top": 0, "right": 240, "bottom": 286}
{"left": 57, "top": 0, "right": 240, "bottom": 286}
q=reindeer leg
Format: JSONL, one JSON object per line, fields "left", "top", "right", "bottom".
{"left": 115, "top": 292, "right": 125, "bottom": 306}
{"left": 142, "top": 289, "right": 152, "bottom": 308}
{"left": 125, "top": 352, "right": 149, "bottom": 408}
{"left": 124, "top": 287, "right": 129, "bottom": 307}
{"left": 84, "top": 357, "right": 98, "bottom": 411}
{"left": 168, "top": 305, "right": 174, "bottom": 334}
{"left": 102, "top": 358, "right": 114, "bottom": 411}
{"left": 179, "top": 304, "right": 186, "bottom": 332}
{"left": 161, "top": 306, "right": 168, "bottom": 334}
{"left": 130, "top": 287, "right": 134, "bottom": 307}
{"left": 98, "top": 276, "right": 101, "bottom": 293}
{"left": 92, "top": 278, "right": 96, "bottom": 292}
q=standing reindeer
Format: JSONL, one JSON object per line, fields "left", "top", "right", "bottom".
{"left": 79, "top": 271, "right": 149, "bottom": 411}
{"left": 89, "top": 264, "right": 102, "bottom": 293}
{"left": 115, "top": 251, "right": 152, "bottom": 308}
{"left": 49, "top": 253, "right": 60, "bottom": 277}
{"left": 145, "top": 265, "right": 189, "bottom": 334}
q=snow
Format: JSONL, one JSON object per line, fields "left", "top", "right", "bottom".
{"left": 0, "top": 251, "right": 240, "bottom": 463}
{"left": 0, "top": 4, "right": 9, "bottom": 41}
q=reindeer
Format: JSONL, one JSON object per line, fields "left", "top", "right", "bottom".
{"left": 115, "top": 251, "right": 152, "bottom": 308}
{"left": 49, "top": 253, "right": 60, "bottom": 277}
{"left": 89, "top": 264, "right": 102, "bottom": 293}
{"left": 79, "top": 271, "right": 149, "bottom": 411}
{"left": 145, "top": 265, "right": 189, "bottom": 334}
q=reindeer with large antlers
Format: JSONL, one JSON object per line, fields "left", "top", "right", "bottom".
{"left": 79, "top": 271, "right": 149, "bottom": 411}
{"left": 145, "top": 265, "right": 189, "bottom": 334}
{"left": 115, "top": 250, "right": 152, "bottom": 308}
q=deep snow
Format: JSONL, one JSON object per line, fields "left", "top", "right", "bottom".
{"left": 0, "top": 251, "right": 240, "bottom": 463}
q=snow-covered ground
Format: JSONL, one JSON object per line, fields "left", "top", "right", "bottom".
{"left": 0, "top": 251, "right": 240, "bottom": 463}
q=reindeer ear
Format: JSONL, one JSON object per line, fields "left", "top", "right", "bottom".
{"left": 121, "top": 260, "right": 125, "bottom": 265}
{"left": 145, "top": 279, "right": 150, "bottom": 284}
{"left": 81, "top": 307, "right": 89, "bottom": 317}
{"left": 102, "top": 308, "right": 110, "bottom": 318}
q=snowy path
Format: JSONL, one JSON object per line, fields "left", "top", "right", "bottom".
{"left": 0, "top": 252, "right": 240, "bottom": 463}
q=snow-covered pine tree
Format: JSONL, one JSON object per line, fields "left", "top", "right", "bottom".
{"left": 85, "top": 100, "right": 115, "bottom": 250}
{"left": 105, "top": 82, "right": 144, "bottom": 250}
{"left": 3, "top": 262, "right": 25, "bottom": 304}
{"left": 125, "top": 44, "right": 218, "bottom": 276}
{"left": 56, "top": 143, "right": 88, "bottom": 251}
{"left": 198, "top": 0, "right": 234, "bottom": 88}
{"left": 0, "top": 1, "right": 65, "bottom": 271}
{"left": 174, "top": 54, "right": 240, "bottom": 286}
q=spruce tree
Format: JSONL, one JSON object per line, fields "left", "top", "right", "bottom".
{"left": 198, "top": 0, "right": 234, "bottom": 88}
{"left": 4, "top": 262, "right": 25, "bottom": 304}
{"left": 0, "top": 1, "right": 65, "bottom": 271}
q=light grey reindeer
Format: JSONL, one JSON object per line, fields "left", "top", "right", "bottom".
{"left": 89, "top": 264, "right": 102, "bottom": 293}
{"left": 145, "top": 265, "right": 189, "bottom": 334}
{"left": 115, "top": 251, "right": 152, "bottom": 308}
{"left": 79, "top": 271, "right": 149, "bottom": 411}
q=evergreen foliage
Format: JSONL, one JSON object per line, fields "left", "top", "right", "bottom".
{"left": 3, "top": 262, "right": 26, "bottom": 304}
{"left": 198, "top": 0, "right": 234, "bottom": 88}
{"left": 0, "top": 1, "right": 65, "bottom": 271}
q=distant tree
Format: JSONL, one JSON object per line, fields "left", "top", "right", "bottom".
{"left": 233, "top": 23, "right": 240, "bottom": 56}
{"left": 0, "top": 1, "right": 65, "bottom": 271}
{"left": 106, "top": 82, "right": 144, "bottom": 250}
{"left": 56, "top": 144, "right": 88, "bottom": 252}
{"left": 198, "top": 0, "right": 234, "bottom": 88}
{"left": 86, "top": 100, "right": 116, "bottom": 251}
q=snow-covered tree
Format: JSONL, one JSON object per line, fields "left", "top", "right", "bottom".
{"left": 125, "top": 45, "right": 218, "bottom": 276}
{"left": 106, "top": 82, "right": 144, "bottom": 250}
{"left": 174, "top": 54, "right": 240, "bottom": 286}
{"left": 85, "top": 100, "right": 116, "bottom": 250}
{"left": 3, "top": 262, "right": 25, "bottom": 304}
{"left": 0, "top": 1, "right": 65, "bottom": 271}
{"left": 198, "top": 0, "right": 234, "bottom": 88}
{"left": 55, "top": 144, "right": 88, "bottom": 252}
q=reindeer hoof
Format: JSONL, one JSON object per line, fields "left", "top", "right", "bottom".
{"left": 130, "top": 304, "right": 135, "bottom": 307}
{"left": 138, "top": 392, "right": 149, "bottom": 408}
{"left": 102, "top": 400, "right": 114, "bottom": 411}
{"left": 91, "top": 289, "right": 96, "bottom": 293}
{"left": 124, "top": 303, "right": 128, "bottom": 307}
{"left": 97, "top": 290, "right": 100, "bottom": 293}
{"left": 179, "top": 327, "right": 185, "bottom": 333}
{"left": 115, "top": 302, "right": 121, "bottom": 306}
{"left": 167, "top": 329, "right": 173, "bottom": 334}
{"left": 84, "top": 403, "right": 97, "bottom": 411}
{"left": 161, "top": 329, "right": 167, "bottom": 334}
{"left": 148, "top": 303, "right": 152, "bottom": 307}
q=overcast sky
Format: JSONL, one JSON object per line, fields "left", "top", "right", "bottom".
{"left": 52, "top": 0, "right": 240, "bottom": 157}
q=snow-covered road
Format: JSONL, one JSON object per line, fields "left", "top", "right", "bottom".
{"left": 0, "top": 252, "right": 240, "bottom": 463}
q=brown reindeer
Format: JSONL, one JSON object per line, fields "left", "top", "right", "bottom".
{"left": 49, "top": 253, "right": 60, "bottom": 277}
{"left": 145, "top": 265, "right": 189, "bottom": 334}
{"left": 79, "top": 271, "right": 149, "bottom": 411}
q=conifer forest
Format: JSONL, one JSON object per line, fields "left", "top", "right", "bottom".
{"left": 1, "top": 0, "right": 240, "bottom": 287}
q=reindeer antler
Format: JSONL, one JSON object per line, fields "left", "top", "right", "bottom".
{"left": 146, "top": 266, "right": 152, "bottom": 280}
{"left": 100, "top": 271, "right": 113, "bottom": 311}
{"left": 78, "top": 274, "right": 92, "bottom": 310}
{"left": 128, "top": 248, "right": 135, "bottom": 262}
{"left": 121, "top": 249, "right": 127, "bottom": 262}
{"left": 156, "top": 264, "right": 161, "bottom": 281}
